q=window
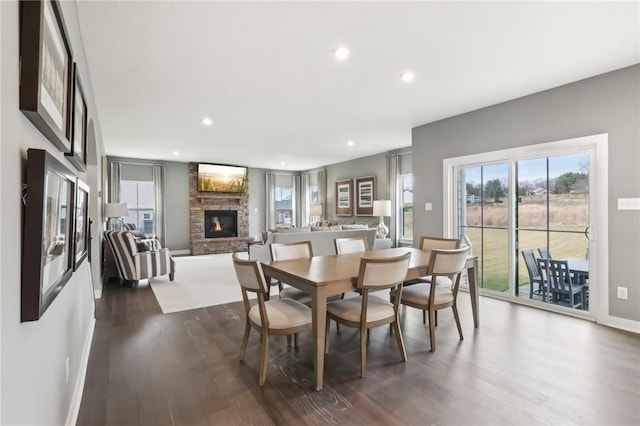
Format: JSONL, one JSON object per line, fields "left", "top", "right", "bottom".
{"left": 120, "top": 180, "right": 156, "bottom": 235}
{"left": 275, "top": 185, "right": 294, "bottom": 226}
{"left": 401, "top": 174, "right": 413, "bottom": 240}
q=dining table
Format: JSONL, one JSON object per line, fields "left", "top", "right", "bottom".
{"left": 261, "top": 247, "right": 479, "bottom": 391}
{"left": 564, "top": 257, "right": 589, "bottom": 285}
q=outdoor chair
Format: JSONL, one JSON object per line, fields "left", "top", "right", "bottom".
{"left": 391, "top": 247, "right": 469, "bottom": 352}
{"left": 325, "top": 252, "right": 411, "bottom": 377}
{"left": 521, "top": 249, "right": 545, "bottom": 298}
{"left": 232, "top": 253, "right": 312, "bottom": 387}
{"left": 538, "top": 247, "right": 552, "bottom": 259}
{"left": 539, "top": 258, "right": 585, "bottom": 309}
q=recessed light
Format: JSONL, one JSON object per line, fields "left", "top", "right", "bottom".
{"left": 334, "top": 47, "right": 350, "bottom": 61}
{"left": 202, "top": 117, "right": 213, "bottom": 126}
{"left": 347, "top": 140, "right": 354, "bottom": 147}
{"left": 401, "top": 71, "right": 415, "bottom": 82}
{"left": 172, "top": 151, "right": 179, "bottom": 156}
{"left": 281, "top": 161, "right": 286, "bottom": 166}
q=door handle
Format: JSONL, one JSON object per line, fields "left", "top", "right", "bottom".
{"left": 584, "top": 226, "right": 592, "bottom": 240}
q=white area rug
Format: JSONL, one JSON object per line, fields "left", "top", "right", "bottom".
{"left": 150, "top": 252, "right": 278, "bottom": 314}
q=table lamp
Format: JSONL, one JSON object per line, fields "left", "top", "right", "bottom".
{"left": 373, "top": 200, "right": 391, "bottom": 239}
{"left": 104, "top": 202, "right": 128, "bottom": 231}
{"left": 309, "top": 203, "right": 323, "bottom": 224}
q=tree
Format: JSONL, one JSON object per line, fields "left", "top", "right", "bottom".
{"left": 484, "top": 179, "right": 506, "bottom": 201}
{"left": 554, "top": 172, "right": 588, "bottom": 194}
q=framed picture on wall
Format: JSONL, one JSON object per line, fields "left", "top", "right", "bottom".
{"left": 335, "top": 179, "right": 352, "bottom": 216}
{"left": 355, "top": 176, "right": 376, "bottom": 216}
{"left": 65, "top": 64, "right": 88, "bottom": 171}
{"left": 19, "top": 0, "right": 74, "bottom": 154}
{"left": 22, "top": 149, "right": 76, "bottom": 322}
{"left": 72, "top": 178, "right": 90, "bottom": 270}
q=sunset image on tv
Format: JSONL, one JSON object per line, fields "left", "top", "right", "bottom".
{"left": 197, "top": 164, "right": 247, "bottom": 193}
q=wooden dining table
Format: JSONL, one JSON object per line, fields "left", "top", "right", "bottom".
{"left": 262, "top": 247, "right": 479, "bottom": 391}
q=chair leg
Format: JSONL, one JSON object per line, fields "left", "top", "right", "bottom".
{"left": 336, "top": 322, "right": 341, "bottom": 335}
{"left": 392, "top": 321, "right": 407, "bottom": 362}
{"left": 422, "top": 309, "right": 426, "bottom": 324}
{"left": 360, "top": 326, "right": 367, "bottom": 378}
{"left": 286, "top": 334, "right": 292, "bottom": 346}
{"left": 169, "top": 272, "right": 174, "bottom": 281}
{"left": 239, "top": 321, "right": 251, "bottom": 361}
{"left": 259, "top": 330, "right": 269, "bottom": 386}
{"left": 294, "top": 332, "right": 299, "bottom": 348}
{"left": 435, "top": 310, "right": 438, "bottom": 326}
{"left": 428, "top": 309, "right": 436, "bottom": 352}
{"left": 367, "top": 329, "right": 371, "bottom": 341}
{"left": 452, "top": 305, "right": 463, "bottom": 341}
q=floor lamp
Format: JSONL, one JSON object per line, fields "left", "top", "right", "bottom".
{"left": 372, "top": 200, "right": 391, "bottom": 239}
{"left": 104, "top": 203, "right": 128, "bottom": 231}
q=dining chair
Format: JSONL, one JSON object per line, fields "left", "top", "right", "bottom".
{"left": 232, "top": 253, "right": 312, "bottom": 387}
{"left": 334, "top": 236, "right": 369, "bottom": 254}
{"left": 325, "top": 251, "right": 412, "bottom": 378}
{"left": 542, "top": 258, "right": 585, "bottom": 309}
{"left": 270, "top": 241, "right": 314, "bottom": 304}
{"left": 521, "top": 249, "right": 545, "bottom": 298}
{"left": 392, "top": 247, "right": 469, "bottom": 352}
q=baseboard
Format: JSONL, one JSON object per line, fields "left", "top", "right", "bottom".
{"left": 599, "top": 315, "right": 640, "bottom": 334}
{"left": 65, "top": 315, "right": 96, "bottom": 426}
{"left": 171, "top": 249, "right": 191, "bottom": 256}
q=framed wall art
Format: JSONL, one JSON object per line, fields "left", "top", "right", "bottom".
{"left": 335, "top": 179, "right": 352, "bottom": 216}
{"left": 355, "top": 176, "right": 376, "bottom": 216}
{"left": 22, "top": 149, "right": 76, "bottom": 322}
{"left": 19, "top": 0, "right": 74, "bottom": 153}
{"left": 72, "top": 178, "right": 90, "bottom": 270}
{"left": 65, "top": 64, "right": 87, "bottom": 171}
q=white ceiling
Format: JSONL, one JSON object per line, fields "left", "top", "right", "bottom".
{"left": 76, "top": 1, "right": 639, "bottom": 171}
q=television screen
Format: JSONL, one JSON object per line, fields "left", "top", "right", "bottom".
{"left": 197, "top": 163, "right": 247, "bottom": 193}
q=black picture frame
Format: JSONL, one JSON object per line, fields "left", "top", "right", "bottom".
{"left": 65, "top": 64, "right": 87, "bottom": 171}
{"left": 72, "top": 178, "right": 90, "bottom": 270}
{"left": 19, "top": 0, "right": 74, "bottom": 153}
{"left": 335, "top": 179, "right": 352, "bottom": 216}
{"left": 355, "top": 176, "right": 376, "bottom": 216}
{"left": 22, "top": 149, "right": 76, "bottom": 322}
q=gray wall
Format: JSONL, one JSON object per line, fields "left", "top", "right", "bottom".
{"left": 248, "top": 168, "right": 267, "bottom": 240}
{"left": 412, "top": 64, "right": 640, "bottom": 322}
{"left": 1, "top": 1, "right": 106, "bottom": 423}
{"left": 325, "top": 152, "right": 389, "bottom": 221}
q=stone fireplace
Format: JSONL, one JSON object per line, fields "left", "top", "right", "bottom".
{"left": 189, "top": 163, "right": 252, "bottom": 255}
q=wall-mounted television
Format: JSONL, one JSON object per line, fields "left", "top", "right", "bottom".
{"left": 197, "top": 163, "right": 247, "bottom": 193}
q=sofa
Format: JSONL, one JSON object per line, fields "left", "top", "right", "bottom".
{"left": 249, "top": 227, "right": 379, "bottom": 263}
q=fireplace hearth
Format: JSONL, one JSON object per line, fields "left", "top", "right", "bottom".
{"left": 204, "top": 210, "right": 237, "bottom": 238}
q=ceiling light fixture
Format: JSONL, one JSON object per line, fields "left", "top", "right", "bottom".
{"left": 281, "top": 161, "right": 286, "bottom": 166}
{"left": 202, "top": 117, "right": 213, "bottom": 126}
{"left": 334, "top": 47, "right": 350, "bottom": 61}
{"left": 172, "top": 151, "right": 179, "bottom": 156}
{"left": 401, "top": 71, "right": 415, "bottom": 82}
{"left": 347, "top": 140, "right": 354, "bottom": 147}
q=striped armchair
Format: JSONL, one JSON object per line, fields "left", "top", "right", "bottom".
{"left": 104, "top": 230, "right": 175, "bottom": 286}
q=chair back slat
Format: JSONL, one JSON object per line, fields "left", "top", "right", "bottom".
{"left": 358, "top": 252, "right": 411, "bottom": 290}
{"left": 270, "top": 241, "right": 313, "bottom": 261}
{"left": 334, "top": 236, "right": 368, "bottom": 254}
{"left": 419, "top": 236, "right": 461, "bottom": 251}
{"left": 547, "top": 259, "right": 573, "bottom": 293}
{"left": 538, "top": 247, "right": 552, "bottom": 259}
{"left": 430, "top": 248, "right": 469, "bottom": 276}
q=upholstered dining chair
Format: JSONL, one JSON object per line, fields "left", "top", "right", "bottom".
{"left": 392, "top": 247, "right": 469, "bottom": 352}
{"left": 232, "top": 253, "right": 312, "bottom": 387}
{"left": 325, "top": 251, "right": 412, "bottom": 378}
{"left": 334, "top": 236, "right": 369, "bottom": 254}
{"left": 270, "top": 241, "right": 314, "bottom": 303}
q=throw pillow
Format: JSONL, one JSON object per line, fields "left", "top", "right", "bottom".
{"left": 342, "top": 224, "right": 368, "bottom": 230}
{"left": 311, "top": 226, "right": 330, "bottom": 231}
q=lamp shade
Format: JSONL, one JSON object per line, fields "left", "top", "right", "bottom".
{"left": 104, "top": 203, "right": 128, "bottom": 218}
{"left": 309, "top": 203, "right": 323, "bottom": 216}
{"left": 373, "top": 200, "right": 391, "bottom": 217}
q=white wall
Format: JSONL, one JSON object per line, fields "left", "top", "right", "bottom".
{"left": 1, "top": 1, "right": 105, "bottom": 423}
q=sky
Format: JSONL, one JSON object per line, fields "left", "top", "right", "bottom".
{"left": 464, "top": 153, "right": 589, "bottom": 185}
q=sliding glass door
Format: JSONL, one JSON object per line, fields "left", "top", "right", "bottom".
{"left": 449, "top": 138, "right": 599, "bottom": 317}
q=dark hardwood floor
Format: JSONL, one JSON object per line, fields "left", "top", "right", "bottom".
{"left": 77, "top": 279, "right": 640, "bottom": 426}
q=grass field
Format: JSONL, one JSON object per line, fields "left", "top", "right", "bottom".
{"left": 462, "top": 195, "right": 589, "bottom": 292}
